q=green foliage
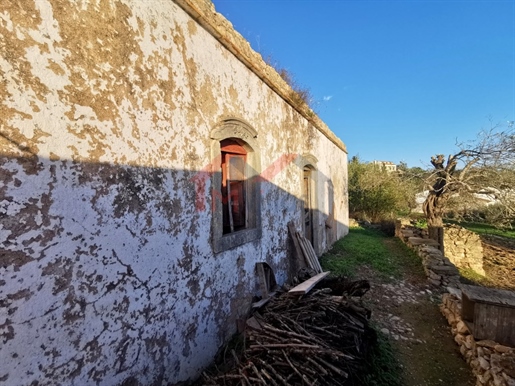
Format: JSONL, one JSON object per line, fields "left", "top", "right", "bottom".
{"left": 320, "top": 227, "right": 422, "bottom": 279}
{"left": 459, "top": 267, "right": 493, "bottom": 287}
{"left": 413, "top": 218, "right": 428, "bottom": 229}
{"left": 348, "top": 156, "right": 420, "bottom": 222}
{"left": 276, "top": 67, "right": 314, "bottom": 110}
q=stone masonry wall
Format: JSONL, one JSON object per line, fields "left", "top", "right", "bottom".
{"left": 395, "top": 220, "right": 460, "bottom": 287}
{"left": 444, "top": 224, "right": 485, "bottom": 276}
{"left": 441, "top": 294, "right": 515, "bottom": 386}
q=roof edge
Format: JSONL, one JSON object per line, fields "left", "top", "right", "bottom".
{"left": 173, "top": 0, "right": 347, "bottom": 153}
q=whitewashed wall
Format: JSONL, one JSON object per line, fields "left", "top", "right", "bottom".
{"left": 0, "top": 0, "right": 348, "bottom": 384}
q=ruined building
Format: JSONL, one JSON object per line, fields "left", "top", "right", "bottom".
{"left": 0, "top": 0, "right": 349, "bottom": 384}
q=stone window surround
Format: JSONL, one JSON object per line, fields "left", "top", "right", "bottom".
{"left": 210, "top": 118, "right": 262, "bottom": 253}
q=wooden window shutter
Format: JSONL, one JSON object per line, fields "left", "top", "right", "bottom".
{"left": 221, "top": 140, "right": 247, "bottom": 233}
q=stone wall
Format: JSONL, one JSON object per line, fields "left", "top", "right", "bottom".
{"left": 395, "top": 221, "right": 460, "bottom": 287}
{"left": 444, "top": 224, "right": 485, "bottom": 276}
{"left": 441, "top": 294, "right": 515, "bottom": 386}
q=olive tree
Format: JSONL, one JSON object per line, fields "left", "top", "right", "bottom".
{"left": 423, "top": 124, "right": 515, "bottom": 240}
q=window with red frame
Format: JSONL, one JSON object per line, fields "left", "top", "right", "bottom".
{"left": 221, "top": 139, "right": 247, "bottom": 234}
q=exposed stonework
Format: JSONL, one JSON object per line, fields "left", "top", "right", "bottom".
{"left": 441, "top": 293, "right": 515, "bottom": 386}
{"left": 444, "top": 224, "right": 485, "bottom": 276}
{"left": 395, "top": 221, "right": 460, "bottom": 288}
{"left": 0, "top": 0, "right": 348, "bottom": 385}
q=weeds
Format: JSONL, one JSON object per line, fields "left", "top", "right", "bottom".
{"left": 263, "top": 54, "right": 315, "bottom": 111}
{"left": 459, "top": 267, "right": 494, "bottom": 287}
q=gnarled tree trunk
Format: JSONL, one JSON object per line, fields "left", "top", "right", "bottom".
{"left": 423, "top": 156, "right": 453, "bottom": 253}
{"left": 423, "top": 193, "right": 447, "bottom": 254}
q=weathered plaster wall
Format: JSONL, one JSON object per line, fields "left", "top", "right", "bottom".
{"left": 0, "top": 0, "right": 348, "bottom": 385}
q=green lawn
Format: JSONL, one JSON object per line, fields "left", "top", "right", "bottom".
{"left": 445, "top": 220, "right": 515, "bottom": 239}
{"left": 320, "top": 226, "right": 423, "bottom": 279}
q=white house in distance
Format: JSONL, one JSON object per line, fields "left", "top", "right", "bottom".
{"left": 373, "top": 160, "right": 397, "bottom": 172}
{"left": 0, "top": 0, "right": 349, "bottom": 384}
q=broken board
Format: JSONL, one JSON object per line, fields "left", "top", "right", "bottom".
{"left": 288, "top": 271, "right": 330, "bottom": 296}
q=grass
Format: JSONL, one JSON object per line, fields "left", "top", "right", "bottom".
{"left": 459, "top": 267, "right": 495, "bottom": 287}
{"left": 320, "top": 226, "right": 423, "bottom": 280}
{"left": 320, "top": 227, "right": 409, "bottom": 386}
{"left": 446, "top": 220, "right": 515, "bottom": 239}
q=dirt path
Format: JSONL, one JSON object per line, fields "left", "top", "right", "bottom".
{"left": 358, "top": 238, "right": 475, "bottom": 386}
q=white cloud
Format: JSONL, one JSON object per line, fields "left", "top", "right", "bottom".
{"left": 323, "top": 95, "right": 333, "bottom": 101}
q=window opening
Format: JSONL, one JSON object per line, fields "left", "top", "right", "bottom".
{"left": 303, "top": 167, "right": 313, "bottom": 244}
{"left": 221, "top": 139, "right": 247, "bottom": 234}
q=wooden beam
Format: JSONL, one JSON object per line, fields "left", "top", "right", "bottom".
{"left": 288, "top": 222, "right": 305, "bottom": 268}
{"left": 288, "top": 272, "right": 330, "bottom": 296}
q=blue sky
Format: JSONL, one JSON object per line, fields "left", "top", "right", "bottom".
{"left": 212, "top": 0, "right": 515, "bottom": 168}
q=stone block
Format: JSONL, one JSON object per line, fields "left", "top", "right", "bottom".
{"left": 495, "top": 345, "right": 513, "bottom": 354}
{"left": 500, "top": 356, "right": 515, "bottom": 378}
{"left": 457, "top": 320, "right": 470, "bottom": 335}
{"left": 503, "top": 373, "right": 515, "bottom": 386}
{"left": 455, "top": 333, "right": 466, "bottom": 345}
{"left": 428, "top": 264, "right": 460, "bottom": 275}
{"left": 408, "top": 237, "right": 440, "bottom": 246}
{"left": 479, "top": 357, "right": 491, "bottom": 370}
{"left": 490, "top": 354, "right": 503, "bottom": 372}
{"left": 478, "top": 340, "right": 499, "bottom": 349}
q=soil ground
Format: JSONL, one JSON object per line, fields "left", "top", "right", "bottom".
{"left": 356, "top": 238, "right": 476, "bottom": 386}
{"left": 481, "top": 235, "right": 515, "bottom": 290}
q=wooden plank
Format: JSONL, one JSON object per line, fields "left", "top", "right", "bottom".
{"left": 461, "top": 284, "right": 515, "bottom": 308}
{"left": 474, "top": 302, "right": 515, "bottom": 346}
{"left": 288, "top": 271, "right": 330, "bottom": 296}
{"left": 461, "top": 292, "right": 475, "bottom": 322}
{"left": 252, "top": 292, "right": 276, "bottom": 309}
{"left": 256, "top": 263, "right": 269, "bottom": 299}
{"left": 288, "top": 222, "right": 306, "bottom": 268}
{"left": 297, "top": 231, "right": 322, "bottom": 273}
{"left": 297, "top": 232, "right": 316, "bottom": 271}
{"left": 305, "top": 239, "right": 323, "bottom": 273}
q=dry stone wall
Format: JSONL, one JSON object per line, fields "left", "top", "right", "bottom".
{"left": 444, "top": 224, "right": 485, "bottom": 276}
{"left": 395, "top": 221, "right": 460, "bottom": 287}
{"left": 441, "top": 294, "right": 515, "bottom": 386}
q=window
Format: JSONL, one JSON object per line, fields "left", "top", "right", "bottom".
{"left": 221, "top": 139, "right": 247, "bottom": 234}
{"left": 210, "top": 120, "right": 261, "bottom": 253}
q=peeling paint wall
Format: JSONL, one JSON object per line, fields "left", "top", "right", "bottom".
{"left": 0, "top": 0, "right": 348, "bottom": 385}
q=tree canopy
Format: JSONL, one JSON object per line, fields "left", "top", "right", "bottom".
{"left": 348, "top": 156, "right": 419, "bottom": 222}
{"left": 423, "top": 124, "right": 515, "bottom": 231}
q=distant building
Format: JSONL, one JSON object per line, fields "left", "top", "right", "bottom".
{"left": 372, "top": 160, "right": 397, "bottom": 172}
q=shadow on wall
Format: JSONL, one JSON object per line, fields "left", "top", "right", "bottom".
{"left": 0, "top": 151, "right": 346, "bottom": 386}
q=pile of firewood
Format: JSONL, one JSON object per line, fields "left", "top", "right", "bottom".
{"left": 201, "top": 283, "right": 374, "bottom": 385}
